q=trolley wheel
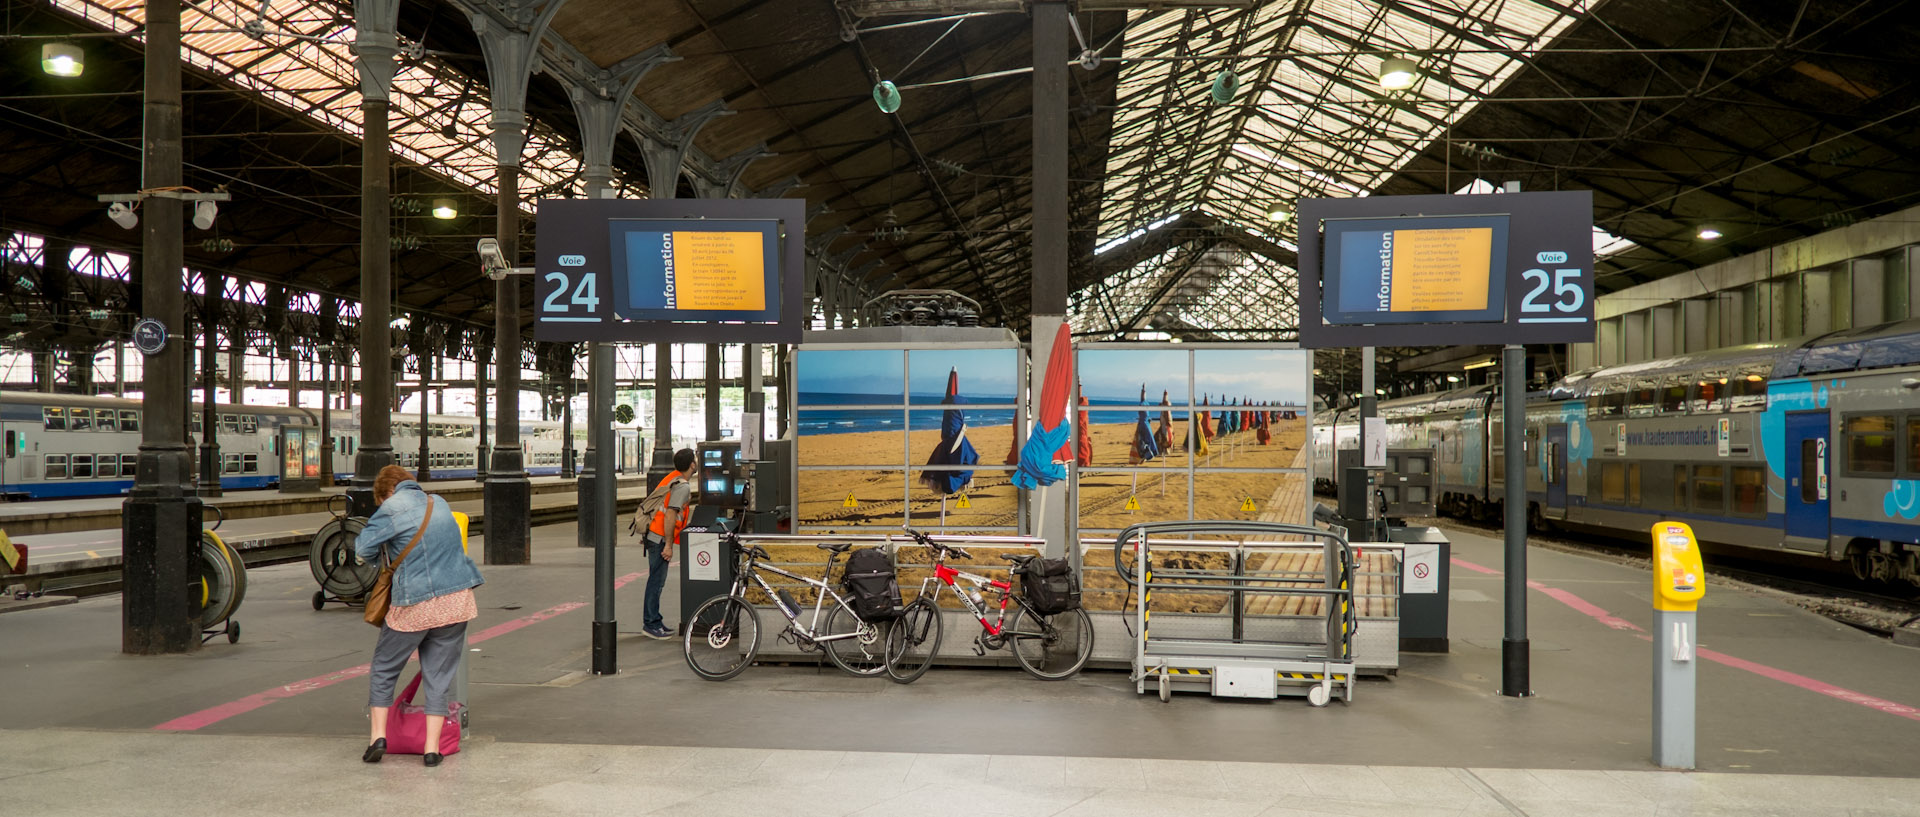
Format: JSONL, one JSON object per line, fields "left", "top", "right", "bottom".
{"left": 312, "top": 591, "right": 326, "bottom": 611}
{"left": 1308, "top": 683, "right": 1331, "bottom": 707}
{"left": 1158, "top": 671, "right": 1171, "bottom": 702}
{"left": 226, "top": 620, "right": 240, "bottom": 644}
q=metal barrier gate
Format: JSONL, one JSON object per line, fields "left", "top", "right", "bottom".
{"left": 1114, "top": 521, "right": 1358, "bottom": 706}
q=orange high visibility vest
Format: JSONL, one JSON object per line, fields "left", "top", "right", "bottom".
{"left": 647, "top": 470, "right": 693, "bottom": 543}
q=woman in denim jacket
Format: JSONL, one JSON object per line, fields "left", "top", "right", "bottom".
{"left": 355, "top": 465, "right": 483, "bottom": 766}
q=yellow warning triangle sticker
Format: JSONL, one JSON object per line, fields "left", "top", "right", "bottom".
{"left": 954, "top": 493, "right": 971, "bottom": 509}
{"left": 843, "top": 491, "right": 859, "bottom": 508}
{"left": 1240, "top": 496, "right": 1257, "bottom": 512}
{"left": 1124, "top": 495, "right": 1140, "bottom": 511}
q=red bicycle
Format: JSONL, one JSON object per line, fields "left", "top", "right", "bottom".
{"left": 883, "top": 528, "right": 1093, "bottom": 683}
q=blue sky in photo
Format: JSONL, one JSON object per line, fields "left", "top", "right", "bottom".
{"left": 1193, "top": 350, "right": 1311, "bottom": 405}
{"left": 1076, "top": 349, "right": 1190, "bottom": 403}
{"left": 908, "top": 348, "right": 1019, "bottom": 403}
{"left": 797, "top": 349, "right": 903, "bottom": 397}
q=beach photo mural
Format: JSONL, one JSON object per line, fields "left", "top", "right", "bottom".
{"left": 1075, "top": 346, "right": 1312, "bottom": 534}
{"left": 795, "top": 346, "right": 1022, "bottom": 532}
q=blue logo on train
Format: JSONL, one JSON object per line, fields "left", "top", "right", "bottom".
{"left": 1887, "top": 481, "right": 1920, "bottom": 520}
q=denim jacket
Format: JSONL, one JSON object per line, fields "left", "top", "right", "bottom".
{"left": 354, "top": 481, "right": 483, "bottom": 607}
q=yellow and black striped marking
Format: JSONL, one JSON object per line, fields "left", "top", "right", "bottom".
{"left": 1158, "top": 668, "right": 1347, "bottom": 681}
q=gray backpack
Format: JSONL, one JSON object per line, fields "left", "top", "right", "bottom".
{"left": 631, "top": 475, "right": 689, "bottom": 537}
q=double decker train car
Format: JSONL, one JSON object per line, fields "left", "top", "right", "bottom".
{"left": 1313, "top": 316, "right": 1920, "bottom": 589}
{"left": 0, "top": 391, "right": 580, "bottom": 500}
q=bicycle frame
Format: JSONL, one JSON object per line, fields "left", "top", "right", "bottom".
{"left": 732, "top": 546, "right": 866, "bottom": 644}
{"left": 916, "top": 551, "right": 1021, "bottom": 638}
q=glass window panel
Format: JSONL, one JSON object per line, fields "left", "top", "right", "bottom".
{"left": 43, "top": 407, "right": 65, "bottom": 431}
{"left": 70, "top": 410, "right": 92, "bottom": 432}
{"left": 45, "top": 454, "right": 67, "bottom": 479}
{"left": 1800, "top": 441, "right": 1820, "bottom": 503}
{"left": 1731, "top": 368, "right": 1769, "bottom": 410}
{"left": 121, "top": 454, "right": 138, "bottom": 474}
{"left": 1694, "top": 465, "right": 1725, "bottom": 511}
{"left": 95, "top": 409, "right": 116, "bottom": 432}
{"left": 120, "top": 410, "right": 140, "bottom": 432}
{"left": 96, "top": 455, "right": 117, "bottom": 478}
{"left": 1731, "top": 466, "right": 1766, "bottom": 517}
{"left": 1846, "top": 415, "right": 1896, "bottom": 475}
{"left": 72, "top": 454, "right": 93, "bottom": 479}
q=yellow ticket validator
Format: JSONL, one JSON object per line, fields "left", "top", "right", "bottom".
{"left": 1650, "top": 521, "right": 1705, "bottom": 612}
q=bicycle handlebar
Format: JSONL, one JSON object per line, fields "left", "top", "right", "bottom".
{"left": 902, "top": 527, "right": 971, "bottom": 559}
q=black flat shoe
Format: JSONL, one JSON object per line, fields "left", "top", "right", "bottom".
{"left": 362, "top": 738, "right": 386, "bottom": 763}
{"left": 423, "top": 752, "right": 443, "bottom": 767}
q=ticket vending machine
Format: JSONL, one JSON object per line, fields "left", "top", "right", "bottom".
{"left": 695, "top": 441, "right": 747, "bottom": 510}
{"left": 1651, "top": 521, "right": 1706, "bottom": 769}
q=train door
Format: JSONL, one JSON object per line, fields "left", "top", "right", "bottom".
{"left": 1783, "top": 411, "right": 1829, "bottom": 551}
{"left": 1544, "top": 424, "right": 1569, "bottom": 519}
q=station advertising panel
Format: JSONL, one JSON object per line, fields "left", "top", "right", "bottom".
{"left": 1296, "top": 190, "right": 1595, "bottom": 347}
{"left": 533, "top": 198, "right": 805, "bottom": 344}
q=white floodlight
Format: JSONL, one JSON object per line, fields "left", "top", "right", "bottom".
{"left": 1377, "top": 57, "right": 1418, "bottom": 91}
{"left": 192, "top": 200, "right": 218, "bottom": 230}
{"left": 107, "top": 202, "right": 138, "bottom": 229}
{"left": 42, "top": 43, "right": 83, "bottom": 77}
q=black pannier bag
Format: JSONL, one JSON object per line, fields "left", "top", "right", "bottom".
{"left": 1020, "top": 557, "right": 1081, "bottom": 615}
{"left": 841, "top": 547, "right": 904, "bottom": 622}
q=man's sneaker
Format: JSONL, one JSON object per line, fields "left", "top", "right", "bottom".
{"left": 643, "top": 625, "right": 674, "bottom": 640}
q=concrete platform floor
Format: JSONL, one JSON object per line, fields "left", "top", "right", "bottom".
{"left": 1, "top": 522, "right": 1917, "bottom": 815}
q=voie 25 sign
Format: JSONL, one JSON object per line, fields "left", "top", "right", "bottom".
{"left": 532, "top": 198, "right": 805, "bottom": 345}
{"left": 1296, "top": 190, "right": 1596, "bottom": 348}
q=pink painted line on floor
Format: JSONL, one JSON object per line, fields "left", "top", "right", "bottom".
{"left": 1453, "top": 555, "right": 1920, "bottom": 723}
{"left": 154, "top": 570, "right": 648, "bottom": 732}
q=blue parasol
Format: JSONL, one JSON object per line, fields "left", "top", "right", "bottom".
{"left": 1129, "top": 384, "right": 1161, "bottom": 464}
{"left": 921, "top": 368, "right": 979, "bottom": 495}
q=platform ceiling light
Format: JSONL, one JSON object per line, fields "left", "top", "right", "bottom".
{"left": 191, "top": 200, "right": 218, "bottom": 230}
{"left": 1210, "top": 67, "right": 1240, "bottom": 105}
{"left": 42, "top": 43, "right": 84, "bottom": 77}
{"left": 1696, "top": 225, "right": 1723, "bottom": 240}
{"left": 432, "top": 198, "right": 458, "bottom": 220}
{"left": 106, "top": 201, "right": 137, "bottom": 230}
{"left": 1377, "top": 56, "right": 1418, "bottom": 91}
{"left": 1266, "top": 204, "right": 1292, "bottom": 222}
{"left": 872, "top": 80, "right": 902, "bottom": 114}
{"left": 1446, "top": 375, "right": 1461, "bottom": 383}
{"left": 1462, "top": 357, "right": 1497, "bottom": 370}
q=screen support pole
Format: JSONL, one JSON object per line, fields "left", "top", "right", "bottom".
{"left": 1501, "top": 342, "right": 1532, "bottom": 696}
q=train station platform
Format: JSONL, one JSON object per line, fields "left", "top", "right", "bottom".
{"left": 2, "top": 524, "right": 1917, "bottom": 815}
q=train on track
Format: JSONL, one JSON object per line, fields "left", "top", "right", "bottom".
{"left": 1314, "top": 316, "right": 1920, "bottom": 589}
{"left": 0, "top": 391, "right": 607, "bottom": 500}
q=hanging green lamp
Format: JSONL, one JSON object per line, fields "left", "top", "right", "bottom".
{"left": 873, "top": 80, "right": 902, "bottom": 114}
{"left": 1210, "top": 68, "right": 1239, "bottom": 105}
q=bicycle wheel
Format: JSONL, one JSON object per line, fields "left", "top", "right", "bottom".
{"left": 684, "top": 595, "right": 761, "bottom": 681}
{"left": 884, "top": 597, "right": 942, "bottom": 684}
{"left": 822, "top": 603, "right": 889, "bottom": 677}
{"left": 1007, "top": 605, "right": 1093, "bottom": 680}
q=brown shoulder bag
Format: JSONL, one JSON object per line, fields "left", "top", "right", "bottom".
{"left": 364, "top": 497, "right": 436, "bottom": 627}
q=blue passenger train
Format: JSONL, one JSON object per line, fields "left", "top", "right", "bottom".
{"left": 0, "top": 392, "right": 583, "bottom": 500}
{"left": 1314, "top": 317, "right": 1920, "bottom": 589}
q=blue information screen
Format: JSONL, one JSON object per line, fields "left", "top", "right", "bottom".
{"left": 607, "top": 219, "right": 781, "bottom": 323}
{"left": 1322, "top": 214, "right": 1510, "bottom": 325}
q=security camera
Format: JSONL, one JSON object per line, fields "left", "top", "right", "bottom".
{"left": 476, "top": 237, "right": 506, "bottom": 280}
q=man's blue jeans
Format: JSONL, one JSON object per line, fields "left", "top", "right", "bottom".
{"left": 643, "top": 535, "right": 670, "bottom": 631}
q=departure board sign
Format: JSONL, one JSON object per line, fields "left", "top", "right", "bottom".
{"left": 609, "top": 220, "right": 779, "bottom": 324}
{"left": 534, "top": 198, "right": 804, "bottom": 344}
{"left": 1322, "top": 215, "right": 1508, "bottom": 325}
{"left": 1296, "top": 191, "right": 1595, "bottom": 347}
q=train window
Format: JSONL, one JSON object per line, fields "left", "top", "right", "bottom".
{"left": 1909, "top": 417, "right": 1920, "bottom": 474}
{"left": 1691, "top": 374, "right": 1728, "bottom": 413}
{"left": 43, "top": 407, "right": 65, "bottom": 431}
{"left": 224, "top": 454, "right": 241, "bottom": 474}
{"left": 191, "top": 416, "right": 203, "bottom": 434}
{"left": 1693, "top": 465, "right": 1726, "bottom": 512}
{"left": 242, "top": 416, "right": 257, "bottom": 434}
{"left": 243, "top": 454, "right": 258, "bottom": 473}
{"left": 1801, "top": 441, "right": 1820, "bottom": 503}
{"left": 1844, "top": 415, "right": 1896, "bottom": 475}
{"left": 120, "top": 410, "right": 140, "bottom": 432}
{"left": 96, "top": 455, "right": 117, "bottom": 478}
{"left": 96, "top": 409, "right": 116, "bottom": 432}
{"left": 1628, "top": 463, "right": 1642, "bottom": 506}
{"left": 222, "top": 415, "right": 240, "bottom": 434}
{"left": 121, "top": 455, "right": 138, "bottom": 475}
{"left": 1672, "top": 465, "right": 1689, "bottom": 510}
{"left": 1729, "top": 368, "right": 1768, "bottom": 410}
{"left": 1600, "top": 463, "right": 1628, "bottom": 504}
{"left": 1627, "top": 380, "right": 1659, "bottom": 418}
{"left": 72, "top": 454, "right": 94, "bottom": 479}
{"left": 1730, "top": 466, "right": 1765, "bottom": 517}
{"left": 1658, "top": 377, "right": 1689, "bottom": 414}
{"left": 45, "top": 454, "right": 68, "bottom": 479}
{"left": 69, "top": 410, "right": 92, "bottom": 432}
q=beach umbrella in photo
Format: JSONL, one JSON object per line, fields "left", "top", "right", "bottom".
{"left": 1075, "top": 387, "right": 1093, "bottom": 467}
{"left": 921, "top": 368, "right": 980, "bottom": 496}
{"left": 1129, "top": 384, "right": 1161, "bottom": 465}
{"left": 1013, "top": 321, "right": 1074, "bottom": 490}
{"left": 1257, "top": 400, "right": 1272, "bottom": 445}
{"left": 1154, "top": 390, "right": 1174, "bottom": 454}
{"left": 1224, "top": 397, "right": 1238, "bottom": 434}
{"left": 1194, "top": 394, "right": 1212, "bottom": 457}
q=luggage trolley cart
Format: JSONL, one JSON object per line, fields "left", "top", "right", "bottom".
{"left": 1115, "top": 520, "right": 1358, "bottom": 707}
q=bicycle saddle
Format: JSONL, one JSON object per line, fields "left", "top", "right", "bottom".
{"left": 816, "top": 542, "right": 852, "bottom": 553}
{"left": 999, "top": 553, "right": 1038, "bottom": 565}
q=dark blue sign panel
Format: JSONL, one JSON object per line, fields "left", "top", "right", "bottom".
{"left": 133, "top": 318, "right": 167, "bottom": 356}
{"left": 1297, "top": 191, "right": 1595, "bottom": 347}
{"left": 533, "top": 198, "right": 805, "bottom": 344}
